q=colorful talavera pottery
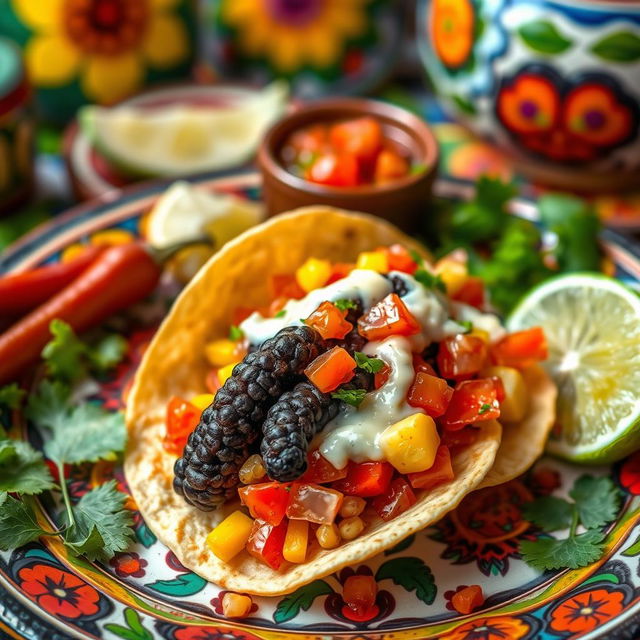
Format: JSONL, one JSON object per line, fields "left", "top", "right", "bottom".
{"left": 418, "top": 0, "right": 640, "bottom": 190}
{"left": 0, "top": 0, "right": 197, "bottom": 125}
{"left": 204, "top": 0, "right": 403, "bottom": 98}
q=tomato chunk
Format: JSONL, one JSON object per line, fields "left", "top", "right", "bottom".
{"left": 232, "top": 306, "right": 256, "bottom": 325}
{"left": 305, "top": 346, "right": 356, "bottom": 393}
{"left": 329, "top": 117, "right": 382, "bottom": 165}
{"left": 441, "top": 426, "right": 479, "bottom": 449}
{"left": 343, "top": 575, "right": 378, "bottom": 618}
{"left": 238, "top": 482, "right": 291, "bottom": 526}
{"left": 441, "top": 378, "right": 501, "bottom": 430}
{"left": 307, "top": 153, "right": 360, "bottom": 187}
{"left": 269, "top": 273, "right": 305, "bottom": 300}
{"left": 413, "top": 353, "right": 436, "bottom": 376}
{"left": 326, "top": 262, "right": 355, "bottom": 285}
{"left": 205, "top": 370, "right": 221, "bottom": 395}
{"left": 246, "top": 520, "right": 287, "bottom": 570}
{"left": 491, "top": 327, "right": 548, "bottom": 368}
{"left": 375, "top": 149, "right": 409, "bottom": 184}
{"left": 451, "top": 585, "right": 484, "bottom": 614}
{"left": 288, "top": 124, "right": 327, "bottom": 153}
{"left": 372, "top": 477, "right": 417, "bottom": 521}
{"left": 374, "top": 363, "right": 391, "bottom": 389}
{"left": 286, "top": 483, "right": 344, "bottom": 524}
{"left": 301, "top": 450, "right": 348, "bottom": 484}
{"left": 333, "top": 461, "right": 394, "bottom": 497}
{"left": 408, "top": 445, "right": 454, "bottom": 490}
{"left": 437, "top": 334, "right": 488, "bottom": 380}
{"left": 407, "top": 372, "right": 453, "bottom": 417}
{"left": 164, "top": 397, "right": 200, "bottom": 455}
{"left": 305, "top": 301, "right": 353, "bottom": 340}
{"left": 382, "top": 244, "right": 418, "bottom": 274}
{"left": 358, "top": 293, "right": 421, "bottom": 341}
{"left": 451, "top": 276, "right": 485, "bottom": 309}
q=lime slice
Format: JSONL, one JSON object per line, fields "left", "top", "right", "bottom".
{"left": 508, "top": 273, "right": 640, "bottom": 464}
{"left": 80, "top": 81, "right": 288, "bottom": 177}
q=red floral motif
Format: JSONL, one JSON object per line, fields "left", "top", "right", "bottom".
{"left": 548, "top": 587, "right": 626, "bottom": 634}
{"left": 497, "top": 67, "right": 637, "bottom": 164}
{"left": 173, "top": 627, "right": 260, "bottom": 640}
{"left": 444, "top": 584, "right": 471, "bottom": 611}
{"left": 619, "top": 451, "right": 640, "bottom": 495}
{"left": 443, "top": 616, "right": 530, "bottom": 640}
{"left": 109, "top": 552, "right": 147, "bottom": 578}
{"left": 18, "top": 564, "right": 100, "bottom": 619}
{"left": 529, "top": 466, "right": 561, "bottom": 496}
{"left": 211, "top": 591, "right": 259, "bottom": 616}
{"left": 166, "top": 550, "right": 189, "bottom": 572}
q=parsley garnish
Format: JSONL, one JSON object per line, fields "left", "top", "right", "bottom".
{"left": 459, "top": 320, "right": 473, "bottom": 334}
{"left": 408, "top": 249, "right": 424, "bottom": 267}
{"left": 478, "top": 403, "right": 491, "bottom": 415}
{"left": 229, "top": 325, "right": 244, "bottom": 341}
{"left": 354, "top": 352, "right": 385, "bottom": 374}
{"left": 331, "top": 388, "right": 367, "bottom": 408}
{"left": 414, "top": 269, "right": 446, "bottom": 293}
{"left": 334, "top": 299, "right": 357, "bottom": 312}
{"left": 274, "top": 310, "right": 286, "bottom": 318}
{"left": 519, "top": 475, "right": 621, "bottom": 571}
{"left": 0, "top": 384, "right": 25, "bottom": 411}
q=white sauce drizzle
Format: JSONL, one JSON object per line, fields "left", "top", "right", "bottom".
{"left": 450, "top": 301, "right": 506, "bottom": 343}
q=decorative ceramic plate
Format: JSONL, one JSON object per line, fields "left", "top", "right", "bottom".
{"left": 2, "top": 172, "right": 640, "bottom": 640}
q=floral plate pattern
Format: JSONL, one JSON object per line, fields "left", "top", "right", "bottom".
{"left": 2, "top": 171, "right": 640, "bottom": 639}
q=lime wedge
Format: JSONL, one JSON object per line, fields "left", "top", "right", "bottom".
{"left": 508, "top": 273, "right": 640, "bottom": 464}
{"left": 80, "top": 81, "right": 288, "bottom": 177}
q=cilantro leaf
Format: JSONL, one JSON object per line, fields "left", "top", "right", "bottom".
{"left": 522, "top": 496, "right": 575, "bottom": 532}
{"left": 87, "top": 334, "right": 128, "bottom": 372}
{"left": 0, "top": 493, "right": 49, "bottom": 550}
{"left": 0, "top": 439, "right": 55, "bottom": 495}
{"left": 354, "top": 352, "right": 385, "bottom": 374}
{"left": 331, "top": 389, "right": 367, "bottom": 408}
{"left": 229, "top": 325, "right": 244, "bottom": 341}
{"left": 570, "top": 475, "right": 621, "bottom": 530}
{"left": 459, "top": 321, "right": 473, "bottom": 334}
{"left": 0, "top": 384, "right": 25, "bottom": 411}
{"left": 415, "top": 269, "right": 446, "bottom": 293}
{"left": 334, "top": 299, "right": 357, "bottom": 312}
{"left": 519, "top": 529, "right": 605, "bottom": 571}
{"left": 478, "top": 403, "right": 491, "bottom": 415}
{"left": 274, "top": 310, "right": 286, "bottom": 318}
{"left": 62, "top": 481, "right": 134, "bottom": 561}
{"left": 408, "top": 249, "right": 424, "bottom": 268}
{"left": 25, "top": 379, "right": 69, "bottom": 433}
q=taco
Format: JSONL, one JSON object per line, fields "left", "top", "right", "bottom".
{"left": 125, "top": 206, "right": 552, "bottom": 596}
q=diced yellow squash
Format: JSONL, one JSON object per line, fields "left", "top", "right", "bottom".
{"left": 356, "top": 250, "right": 389, "bottom": 273}
{"left": 283, "top": 519, "right": 309, "bottom": 563}
{"left": 296, "top": 258, "right": 332, "bottom": 292}
{"left": 217, "top": 362, "right": 240, "bottom": 387}
{"left": 206, "top": 511, "right": 253, "bottom": 562}
{"left": 205, "top": 339, "right": 244, "bottom": 368}
{"left": 380, "top": 413, "right": 440, "bottom": 474}
{"left": 435, "top": 257, "right": 468, "bottom": 296}
{"left": 191, "top": 393, "right": 215, "bottom": 411}
{"left": 481, "top": 365, "right": 529, "bottom": 422}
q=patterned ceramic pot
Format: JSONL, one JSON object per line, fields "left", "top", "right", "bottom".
{"left": 417, "top": 0, "right": 640, "bottom": 190}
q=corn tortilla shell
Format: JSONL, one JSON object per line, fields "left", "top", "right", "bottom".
{"left": 125, "top": 206, "right": 504, "bottom": 595}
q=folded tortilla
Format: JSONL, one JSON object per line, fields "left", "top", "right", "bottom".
{"left": 125, "top": 207, "right": 510, "bottom": 595}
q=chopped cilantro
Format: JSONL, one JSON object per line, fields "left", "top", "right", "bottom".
{"left": 229, "top": 325, "right": 244, "bottom": 341}
{"left": 0, "top": 384, "right": 25, "bottom": 411}
{"left": 354, "top": 352, "right": 385, "bottom": 374}
{"left": 459, "top": 320, "right": 473, "bottom": 334}
{"left": 478, "top": 403, "right": 491, "bottom": 415}
{"left": 408, "top": 249, "right": 424, "bottom": 267}
{"left": 414, "top": 269, "right": 446, "bottom": 293}
{"left": 274, "top": 310, "right": 286, "bottom": 318}
{"left": 519, "top": 530, "right": 605, "bottom": 572}
{"left": 331, "top": 388, "right": 367, "bottom": 408}
{"left": 0, "top": 439, "right": 54, "bottom": 495}
{"left": 334, "top": 299, "right": 357, "bottom": 312}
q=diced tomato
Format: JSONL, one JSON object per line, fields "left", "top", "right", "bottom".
{"left": 491, "top": 327, "right": 548, "bottom": 368}
{"left": 374, "top": 364, "right": 391, "bottom": 389}
{"left": 451, "top": 585, "right": 484, "bottom": 614}
{"left": 270, "top": 273, "right": 306, "bottom": 300}
{"left": 326, "top": 262, "right": 355, "bottom": 285}
{"left": 441, "top": 378, "right": 501, "bottom": 430}
{"left": 332, "top": 461, "right": 394, "bottom": 497}
{"left": 343, "top": 575, "right": 378, "bottom": 618}
{"left": 372, "top": 477, "right": 417, "bottom": 521}
{"left": 246, "top": 520, "right": 287, "bottom": 570}
{"left": 232, "top": 306, "right": 256, "bottom": 325}
{"left": 358, "top": 293, "right": 421, "bottom": 341}
{"left": 164, "top": 397, "right": 200, "bottom": 455}
{"left": 205, "top": 370, "right": 221, "bottom": 395}
{"left": 286, "top": 483, "right": 344, "bottom": 524}
{"left": 412, "top": 353, "right": 436, "bottom": 376}
{"left": 451, "top": 276, "right": 485, "bottom": 309}
{"left": 268, "top": 296, "right": 288, "bottom": 317}
{"left": 302, "top": 450, "right": 348, "bottom": 484}
{"left": 329, "top": 117, "right": 383, "bottom": 165}
{"left": 305, "top": 346, "right": 356, "bottom": 393}
{"left": 437, "top": 334, "right": 488, "bottom": 380}
{"left": 289, "top": 124, "right": 327, "bottom": 153}
{"left": 441, "top": 426, "right": 479, "bottom": 449}
{"left": 491, "top": 375, "right": 506, "bottom": 402}
{"left": 381, "top": 244, "right": 418, "bottom": 274}
{"left": 374, "top": 149, "right": 410, "bottom": 184}
{"left": 306, "top": 153, "right": 360, "bottom": 187}
{"left": 238, "top": 482, "right": 291, "bottom": 526}
{"left": 407, "top": 372, "right": 453, "bottom": 418}
{"left": 408, "top": 445, "right": 454, "bottom": 490}
{"left": 305, "top": 301, "right": 353, "bottom": 340}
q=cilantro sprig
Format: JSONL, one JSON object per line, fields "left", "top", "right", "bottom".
{"left": 334, "top": 299, "right": 357, "bottom": 312}
{"left": 414, "top": 269, "right": 446, "bottom": 293}
{"left": 229, "top": 325, "right": 244, "bottom": 341}
{"left": 519, "top": 475, "right": 621, "bottom": 571}
{"left": 332, "top": 388, "right": 367, "bottom": 408}
{"left": 354, "top": 352, "right": 385, "bottom": 374}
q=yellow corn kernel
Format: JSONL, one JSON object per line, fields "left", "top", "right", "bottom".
{"left": 380, "top": 413, "right": 440, "bottom": 474}
{"left": 316, "top": 523, "right": 341, "bottom": 549}
{"left": 339, "top": 516, "right": 365, "bottom": 541}
{"left": 469, "top": 328, "right": 490, "bottom": 343}
{"left": 222, "top": 592, "right": 253, "bottom": 618}
{"left": 205, "top": 339, "right": 245, "bottom": 368}
{"left": 217, "top": 362, "right": 240, "bottom": 387}
{"left": 295, "top": 258, "right": 332, "bottom": 293}
{"left": 481, "top": 365, "right": 529, "bottom": 423}
{"left": 238, "top": 454, "right": 266, "bottom": 484}
{"left": 206, "top": 511, "right": 253, "bottom": 562}
{"left": 356, "top": 250, "right": 388, "bottom": 273}
{"left": 283, "top": 519, "right": 309, "bottom": 563}
{"left": 339, "top": 496, "right": 366, "bottom": 518}
{"left": 435, "top": 257, "right": 468, "bottom": 296}
{"left": 191, "top": 394, "right": 215, "bottom": 411}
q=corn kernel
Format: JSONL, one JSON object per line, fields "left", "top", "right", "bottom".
{"left": 296, "top": 258, "right": 332, "bottom": 293}
{"left": 435, "top": 257, "right": 468, "bottom": 296}
{"left": 356, "top": 251, "right": 388, "bottom": 273}
{"left": 217, "top": 362, "right": 240, "bottom": 387}
{"left": 206, "top": 511, "right": 253, "bottom": 562}
{"left": 481, "top": 365, "right": 529, "bottom": 422}
{"left": 339, "top": 516, "right": 365, "bottom": 541}
{"left": 205, "top": 339, "right": 245, "bottom": 368}
{"left": 469, "top": 328, "right": 490, "bottom": 343}
{"left": 339, "top": 496, "right": 366, "bottom": 519}
{"left": 283, "top": 519, "right": 309, "bottom": 563}
{"left": 191, "top": 394, "right": 215, "bottom": 411}
{"left": 222, "top": 592, "right": 253, "bottom": 618}
{"left": 316, "top": 523, "right": 341, "bottom": 549}
{"left": 380, "top": 413, "right": 440, "bottom": 474}
{"left": 238, "top": 454, "right": 266, "bottom": 484}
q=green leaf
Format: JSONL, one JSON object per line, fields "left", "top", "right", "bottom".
{"left": 522, "top": 496, "right": 574, "bottom": 532}
{"left": 375, "top": 557, "right": 436, "bottom": 604}
{"left": 384, "top": 534, "right": 416, "bottom": 555}
{"left": 519, "top": 529, "right": 605, "bottom": 571}
{"left": 0, "top": 439, "right": 55, "bottom": 495}
{"left": 273, "top": 580, "right": 333, "bottom": 623}
{"left": 274, "top": 310, "right": 286, "bottom": 318}
{"left": 478, "top": 403, "right": 491, "bottom": 415}
{"left": 570, "top": 475, "right": 621, "bottom": 530}
{"left": 415, "top": 269, "right": 446, "bottom": 293}
{"left": 64, "top": 521, "right": 105, "bottom": 559}
{"left": 25, "top": 379, "right": 70, "bottom": 433}
{"left": 459, "top": 320, "right": 473, "bottom": 334}
{"left": 623, "top": 533, "right": 640, "bottom": 557}
{"left": 451, "top": 94, "right": 477, "bottom": 116}
{"left": 331, "top": 388, "right": 367, "bottom": 408}
{"left": 354, "top": 352, "right": 385, "bottom": 374}
{"left": 105, "top": 609, "right": 154, "bottom": 640}
{"left": 87, "top": 334, "right": 128, "bottom": 373}
{"left": 0, "top": 493, "right": 49, "bottom": 550}
{"left": 147, "top": 573, "right": 207, "bottom": 596}
{"left": 229, "top": 325, "right": 244, "bottom": 341}
{"left": 592, "top": 31, "right": 640, "bottom": 62}
{"left": 334, "top": 299, "right": 357, "bottom": 312}
{"left": 0, "top": 384, "right": 25, "bottom": 410}
{"left": 518, "top": 20, "right": 572, "bottom": 54}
